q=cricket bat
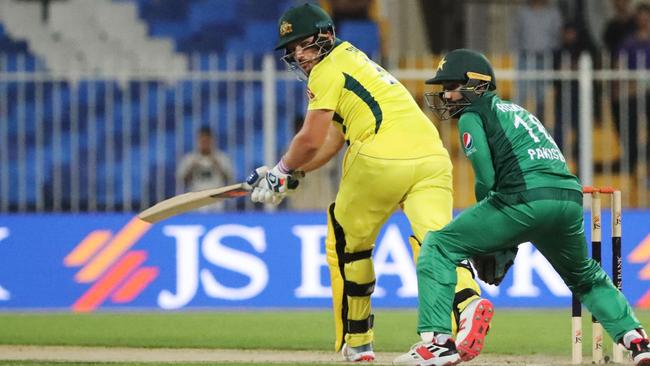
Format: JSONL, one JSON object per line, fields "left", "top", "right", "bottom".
{"left": 137, "top": 183, "right": 252, "bottom": 224}
{"left": 138, "top": 167, "right": 303, "bottom": 224}
{"left": 138, "top": 167, "right": 268, "bottom": 224}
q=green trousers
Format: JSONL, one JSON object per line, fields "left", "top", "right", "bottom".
{"left": 417, "top": 188, "right": 641, "bottom": 342}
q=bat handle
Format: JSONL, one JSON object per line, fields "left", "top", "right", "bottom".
{"left": 287, "top": 170, "right": 305, "bottom": 190}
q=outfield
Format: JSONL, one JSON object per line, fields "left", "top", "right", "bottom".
{"left": 0, "top": 309, "right": 648, "bottom": 365}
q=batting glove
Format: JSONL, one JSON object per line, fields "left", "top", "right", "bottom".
{"left": 250, "top": 162, "right": 292, "bottom": 205}
{"left": 244, "top": 166, "right": 269, "bottom": 190}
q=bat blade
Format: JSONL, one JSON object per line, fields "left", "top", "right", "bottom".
{"left": 138, "top": 183, "right": 249, "bottom": 224}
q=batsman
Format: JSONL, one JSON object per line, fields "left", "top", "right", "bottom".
{"left": 248, "top": 4, "right": 493, "bottom": 362}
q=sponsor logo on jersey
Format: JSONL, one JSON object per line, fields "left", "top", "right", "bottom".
{"left": 462, "top": 132, "right": 477, "bottom": 156}
{"left": 463, "top": 132, "right": 473, "bottom": 149}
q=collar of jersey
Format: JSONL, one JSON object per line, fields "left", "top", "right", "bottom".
{"left": 309, "top": 38, "right": 346, "bottom": 78}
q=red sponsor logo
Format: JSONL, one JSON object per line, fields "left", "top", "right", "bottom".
{"left": 463, "top": 132, "right": 473, "bottom": 149}
{"left": 63, "top": 218, "right": 158, "bottom": 312}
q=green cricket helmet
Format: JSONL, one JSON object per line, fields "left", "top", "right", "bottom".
{"left": 424, "top": 49, "right": 496, "bottom": 120}
{"left": 276, "top": 3, "right": 336, "bottom": 80}
{"left": 275, "top": 3, "right": 334, "bottom": 50}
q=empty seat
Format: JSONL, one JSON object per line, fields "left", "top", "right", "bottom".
{"left": 189, "top": 0, "right": 237, "bottom": 33}
{"left": 149, "top": 20, "right": 193, "bottom": 40}
{"left": 337, "top": 20, "right": 381, "bottom": 58}
{"left": 140, "top": 0, "right": 188, "bottom": 21}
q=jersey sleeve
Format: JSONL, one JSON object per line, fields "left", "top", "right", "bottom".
{"left": 307, "top": 63, "right": 344, "bottom": 111}
{"left": 458, "top": 112, "right": 496, "bottom": 201}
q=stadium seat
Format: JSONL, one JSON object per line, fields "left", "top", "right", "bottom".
{"left": 0, "top": 40, "right": 29, "bottom": 55}
{"left": 243, "top": 21, "right": 278, "bottom": 52}
{"left": 189, "top": 0, "right": 237, "bottom": 33}
{"left": 337, "top": 20, "right": 381, "bottom": 58}
{"left": 149, "top": 21, "right": 193, "bottom": 40}
{"left": 236, "top": 0, "right": 283, "bottom": 21}
{"left": 140, "top": 0, "right": 188, "bottom": 21}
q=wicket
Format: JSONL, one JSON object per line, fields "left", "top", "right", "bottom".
{"left": 571, "top": 186, "right": 626, "bottom": 364}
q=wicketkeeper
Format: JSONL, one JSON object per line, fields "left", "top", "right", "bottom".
{"left": 248, "top": 4, "right": 494, "bottom": 363}
{"left": 394, "top": 49, "right": 650, "bottom": 366}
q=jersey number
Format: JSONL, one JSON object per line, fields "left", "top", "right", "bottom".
{"left": 514, "top": 114, "right": 557, "bottom": 147}
{"left": 367, "top": 58, "right": 398, "bottom": 85}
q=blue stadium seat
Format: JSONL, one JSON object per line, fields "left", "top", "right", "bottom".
{"left": 95, "top": 160, "right": 143, "bottom": 209}
{"left": 178, "top": 34, "right": 222, "bottom": 53}
{"left": 236, "top": 0, "right": 282, "bottom": 20}
{"left": 149, "top": 21, "right": 193, "bottom": 40}
{"left": 146, "top": 161, "right": 177, "bottom": 201}
{"left": 77, "top": 81, "right": 108, "bottom": 116}
{"left": 223, "top": 38, "right": 249, "bottom": 56}
{"left": 189, "top": 0, "right": 237, "bottom": 33}
{"left": 337, "top": 20, "right": 381, "bottom": 58}
{"left": 7, "top": 159, "right": 39, "bottom": 208}
{"left": 243, "top": 21, "right": 277, "bottom": 52}
{"left": 0, "top": 40, "right": 28, "bottom": 53}
{"left": 147, "top": 131, "right": 177, "bottom": 164}
{"left": 7, "top": 102, "right": 38, "bottom": 137}
{"left": 139, "top": 0, "right": 188, "bottom": 21}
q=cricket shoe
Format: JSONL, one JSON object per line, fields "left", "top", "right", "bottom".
{"left": 630, "top": 337, "right": 650, "bottom": 365}
{"left": 455, "top": 298, "right": 494, "bottom": 362}
{"left": 342, "top": 343, "right": 375, "bottom": 362}
{"left": 393, "top": 339, "right": 461, "bottom": 366}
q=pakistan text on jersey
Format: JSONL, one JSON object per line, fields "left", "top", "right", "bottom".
{"left": 527, "top": 147, "right": 566, "bottom": 162}
{"left": 496, "top": 103, "right": 525, "bottom": 112}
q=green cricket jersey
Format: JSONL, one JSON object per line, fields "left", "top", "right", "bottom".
{"left": 458, "top": 92, "right": 581, "bottom": 200}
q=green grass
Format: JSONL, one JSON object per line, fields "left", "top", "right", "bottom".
{"left": 0, "top": 364, "right": 245, "bottom": 366}
{"left": 0, "top": 363, "right": 336, "bottom": 366}
{"left": 0, "top": 364, "right": 338, "bottom": 366}
{"left": 0, "top": 309, "right": 648, "bottom": 364}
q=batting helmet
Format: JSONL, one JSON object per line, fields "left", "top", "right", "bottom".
{"left": 275, "top": 3, "right": 334, "bottom": 50}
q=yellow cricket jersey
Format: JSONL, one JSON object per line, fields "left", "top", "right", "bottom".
{"left": 307, "top": 41, "right": 449, "bottom": 159}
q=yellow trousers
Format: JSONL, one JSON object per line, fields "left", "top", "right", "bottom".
{"left": 326, "top": 143, "right": 481, "bottom": 350}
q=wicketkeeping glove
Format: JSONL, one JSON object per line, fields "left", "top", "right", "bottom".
{"left": 470, "top": 246, "right": 519, "bottom": 286}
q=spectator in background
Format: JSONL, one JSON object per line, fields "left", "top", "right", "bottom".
{"left": 612, "top": 2, "right": 650, "bottom": 173}
{"left": 603, "top": 0, "right": 636, "bottom": 55}
{"left": 514, "top": 0, "right": 563, "bottom": 120}
{"left": 553, "top": 21, "right": 600, "bottom": 169}
{"left": 176, "top": 126, "right": 233, "bottom": 211}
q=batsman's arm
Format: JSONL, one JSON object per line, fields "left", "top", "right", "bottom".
{"left": 300, "top": 123, "right": 345, "bottom": 172}
{"left": 458, "top": 113, "right": 495, "bottom": 201}
{"left": 280, "top": 108, "right": 335, "bottom": 170}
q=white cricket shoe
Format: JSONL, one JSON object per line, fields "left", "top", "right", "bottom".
{"left": 393, "top": 339, "right": 461, "bottom": 366}
{"left": 626, "top": 329, "right": 650, "bottom": 366}
{"left": 631, "top": 338, "right": 650, "bottom": 366}
{"left": 455, "top": 298, "right": 494, "bottom": 361}
{"left": 342, "top": 342, "right": 375, "bottom": 362}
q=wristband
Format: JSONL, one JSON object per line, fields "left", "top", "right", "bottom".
{"left": 277, "top": 158, "right": 294, "bottom": 174}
